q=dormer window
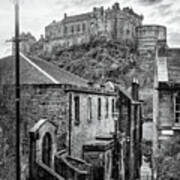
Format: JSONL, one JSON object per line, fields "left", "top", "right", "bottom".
{"left": 175, "top": 93, "right": 180, "bottom": 124}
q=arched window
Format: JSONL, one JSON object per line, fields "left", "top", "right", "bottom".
{"left": 42, "top": 133, "right": 52, "bottom": 167}
{"left": 175, "top": 93, "right": 180, "bottom": 124}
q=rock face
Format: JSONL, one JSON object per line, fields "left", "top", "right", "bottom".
{"left": 37, "top": 39, "right": 155, "bottom": 119}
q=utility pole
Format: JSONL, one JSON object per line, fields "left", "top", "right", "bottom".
{"left": 14, "top": 0, "right": 21, "bottom": 180}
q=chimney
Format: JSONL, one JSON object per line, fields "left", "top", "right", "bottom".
{"left": 113, "top": 2, "right": 120, "bottom": 10}
{"left": 131, "top": 78, "right": 139, "bottom": 101}
{"left": 93, "top": 7, "right": 97, "bottom": 12}
{"left": 100, "top": 6, "right": 104, "bottom": 15}
{"left": 64, "top": 13, "right": 67, "bottom": 19}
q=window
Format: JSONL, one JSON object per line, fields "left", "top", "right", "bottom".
{"left": 82, "top": 23, "right": 86, "bottom": 32}
{"left": 98, "top": 98, "right": 101, "bottom": 120}
{"left": 112, "top": 99, "right": 115, "bottom": 117}
{"left": 175, "top": 93, "right": 180, "bottom": 124}
{"left": 77, "top": 24, "right": 80, "bottom": 32}
{"left": 87, "top": 97, "right": 92, "bottom": 123}
{"left": 42, "top": 133, "right": 52, "bottom": 167}
{"left": 71, "top": 25, "right": 74, "bottom": 34}
{"left": 105, "top": 98, "right": 109, "bottom": 118}
{"left": 74, "top": 96, "right": 80, "bottom": 125}
{"left": 64, "top": 26, "right": 67, "bottom": 34}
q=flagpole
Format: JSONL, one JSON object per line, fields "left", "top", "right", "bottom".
{"left": 14, "top": 0, "right": 21, "bottom": 180}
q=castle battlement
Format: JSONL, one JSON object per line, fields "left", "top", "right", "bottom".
{"left": 44, "top": 2, "right": 143, "bottom": 52}
{"left": 44, "top": 2, "right": 166, "bottom": 53}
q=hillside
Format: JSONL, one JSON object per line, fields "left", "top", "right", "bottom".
{"left": 33, "top": 39, "right": 155, "bottom": 118}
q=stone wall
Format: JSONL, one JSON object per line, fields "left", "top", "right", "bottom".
{"left": 136, "top": 25, "right": 167, "bottom": 53}
{"left": 68, "top": 90, "right": 117, "bottom": 158}
{"left": 158, "top": 90, "right": 174, "bottom": 128}
{"left": 2, "top": 84, "right": 69, "bottom": 149}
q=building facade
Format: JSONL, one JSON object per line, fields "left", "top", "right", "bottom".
{"left": 153, "top": 48, "right": 180, "bottom": 179}
{"left": 0, "top": 54, "right": 143, "bottom": 180}
{"left": 136, "top": 25, "right": 167, "bottom": 53}
{"left": 44, "top": 2, "right": 143, "bottom": 52}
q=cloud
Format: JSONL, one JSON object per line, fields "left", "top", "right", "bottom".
{"left": 168, "top": 32, "right": 180, "bottom": 47}
{"left": 157, "top": 3, "right": 172, "bottom": 16}
{"left": 137, "top": 0, "right": 163, "bottom": 6}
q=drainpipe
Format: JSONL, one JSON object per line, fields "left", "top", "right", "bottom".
{"left": 68, "top": 93, "right": 72, "bottom": 156}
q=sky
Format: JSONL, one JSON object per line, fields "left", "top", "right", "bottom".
{"left": 0, "top": 0, "right": 180, "bottom": 58}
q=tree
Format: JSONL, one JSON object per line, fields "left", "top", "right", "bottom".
{"left": 155, "top": 136, "right": 180, "bottom": 180}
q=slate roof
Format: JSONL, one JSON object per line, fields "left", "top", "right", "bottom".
{"left": 63, "top": 12, "right": 93, "bottom": 23}
{"left": 157, "top": 48, "right": 180, "bottom": 84}
{"left": 0, "top": 53, "right": 88, "bottom": 87}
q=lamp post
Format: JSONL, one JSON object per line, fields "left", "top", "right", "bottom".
{"left": 14, "top": 0, "right": 21, "bottom": 180}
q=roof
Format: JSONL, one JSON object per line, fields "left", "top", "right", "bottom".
{"left": 157, "top": 48, "right": 180, "bottom": 84}
{"left": 63, "top": 12, "right": 92, "bottom": 23}
{"left": 0, "top": 53, "right": 88, "bottom": 87}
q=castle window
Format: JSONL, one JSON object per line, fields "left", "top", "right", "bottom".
{"left": 74, "top": 96, "right": 80, "bottom": 125}
{"left": 98, "top": 98, "right": 101, "bottom": 120}
{"left": 77, "top": 24, "right": 80, "bottom": 32}
{"left": 71, "top": 26, "right": 74, "bottom": 34}
{"left": 64, "top": 26, "right": 67, "bottom": 34}
{"left": 175, "top": 93, "right": 180, "bottom": 124}
{"left": 82, "top": 23, "right": 86, "bottom": 32}
{"left": 105, "top": 98, "right": 109, "bottom": 118}
{"left": 87, "top": 97, "right": 92, "bottom": 123}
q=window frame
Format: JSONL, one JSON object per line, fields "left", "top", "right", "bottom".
{"left": 174, "top": 92, "right": 180, "bottom": 125}
{"left": 98, "top": 97, "right": 101, "bottom": 120}
{"left": 112, "top": 98, "right": 115, "bottom": 117}
{"left": 87, "top": 97, "right": 93, "bottom": 123}
{"left": 74, "top": 96, "right": 80, "bottom": 126}
{"left": 105, "top": 98, "right": 109, "bottom": 118}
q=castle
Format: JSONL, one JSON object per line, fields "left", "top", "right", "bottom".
{"left": 44, "top": 2, "right": 167, "bottom": 53}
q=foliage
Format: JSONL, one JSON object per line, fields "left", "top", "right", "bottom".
{"left": 142, "top": 140, "right": 153, "bottom": 167}
{"left": 155, "top": 136, "right": 180, "bottom": 180}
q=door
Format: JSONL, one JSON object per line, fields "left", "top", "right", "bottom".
{"left": 42, "top": 133, "right": 52, "bottom": 167}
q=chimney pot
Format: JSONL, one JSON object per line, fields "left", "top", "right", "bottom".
{"left": 132, "top": 78, "right": 139, "bottom": 101}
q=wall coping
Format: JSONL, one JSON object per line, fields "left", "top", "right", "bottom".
{"left": 29, "top": 119, "right": 58, "bottom": 134}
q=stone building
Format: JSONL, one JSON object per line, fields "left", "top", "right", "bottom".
{"left": 153, "top": 48, "right": 180, "bottom": 179}
{"left": 136, "top": 25, "right": 167, "bottom": 53}
{"left": 44, "top": 2, "right": 143, "bottom": 52}
{"left": 0, "top": 53, "right": 143, "bottom": 180}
